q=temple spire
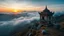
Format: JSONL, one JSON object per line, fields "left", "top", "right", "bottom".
{"left": 45, "top": 5, "right": 48, "bottom": 10}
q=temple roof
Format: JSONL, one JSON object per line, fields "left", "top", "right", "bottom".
{"left": 39, "top": 6, "right": 54, "bottom": 16}
{"left": 43, "top": 6, "right": 50, "bottom": 12}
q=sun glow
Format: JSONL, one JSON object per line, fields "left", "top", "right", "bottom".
{"left": 14, "top": 9, "right": 18, "bottom": 12}
{"left": 13, "top": 9, "right": 19, "bottom": 15}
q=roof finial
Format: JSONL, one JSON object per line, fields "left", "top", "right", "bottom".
{"left": 45, "top": 5, "right": 47, "bottom": 9}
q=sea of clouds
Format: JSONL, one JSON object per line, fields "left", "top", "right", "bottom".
{"left": 0, "top": 11, "right": 63, "bottom": 36}
{"left": 0, "top": 12, "right": 40, "bottom": 36}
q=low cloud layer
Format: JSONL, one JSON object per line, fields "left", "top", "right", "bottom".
{"left": 0, "top": 12, "right": 39, "bottom": 36}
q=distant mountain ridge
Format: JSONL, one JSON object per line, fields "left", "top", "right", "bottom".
{"left": 0, "top": 11, "right": 64, "bottom": 21}
{"left": 0, "top": 14, "right": 22, "bottom": 21}
{"left": 53, "top": 11, "right": 64, "bottom": 17}
{"left": 0, "top": 12, "right": 39, "bottom": 21}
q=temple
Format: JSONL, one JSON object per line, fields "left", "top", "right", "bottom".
{"left": 39, "top": 6, "right": 54, "bottom": 25}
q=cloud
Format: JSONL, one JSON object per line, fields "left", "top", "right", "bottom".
{"left": 0, "top": 12, "right": 39, "bottom": 26}
{"left": 0, "top": 12, "right": 39, "bottom": 36}
{"left": 0, "top": 0, "right": 64, "bottom": 11}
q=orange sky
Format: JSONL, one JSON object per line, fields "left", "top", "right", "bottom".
{"left": 0, "top": 0, "right": 64, "bottom": 13}
{"left": 0, "top": 7, "right": 43, "bottom": 13}
{"left": 0, "top": 8, "right": 22, "bottom": 12}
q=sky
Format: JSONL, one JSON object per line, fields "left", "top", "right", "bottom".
{"left": 0, "top": 0, "right": 64, "bottom": 12}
